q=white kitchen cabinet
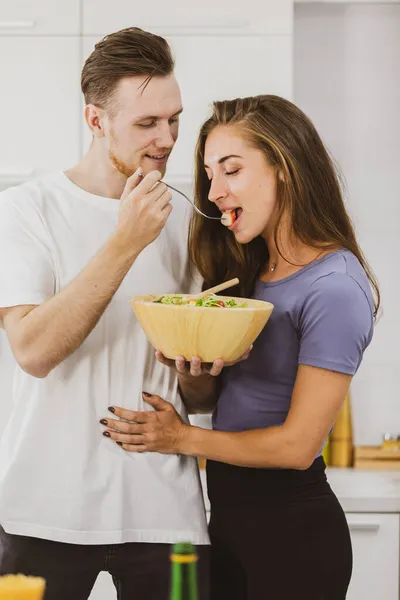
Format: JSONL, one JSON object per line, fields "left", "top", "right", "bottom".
{"left": 0, "top": 0, "right": 80, "bottom": 36}
{"left": 0, "top": 38, "right": 81, "bottom": 188}
{"left": 83, "top": 0, "right": 293, "bottom": 36}
{"left": 346, "top": 513, "right": 399, "bottom": 600}
{"left": 81, "top": 34, "right": 292, "bottom": 181}
{"left": 89, "top": 572, "right": 116, "bottom": 599}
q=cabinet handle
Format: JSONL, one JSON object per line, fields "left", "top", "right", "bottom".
{"left": 0, "top": 21, "right": 36, "bottom": 29}
{"left": 348, "top": 522, "right": 380, "bottom": 532}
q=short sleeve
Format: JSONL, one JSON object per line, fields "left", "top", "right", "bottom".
{"left": 0, "top": 194, "right": 56, "bottom": 315}
{"left": 298, "top": 273, "right": 374, "bottom": 375}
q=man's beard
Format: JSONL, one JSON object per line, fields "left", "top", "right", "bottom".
{"left": 108, "top": 149, "right": 136, "bottom": 178}
{"left": 108, "top": 148, "right": 168, "bottom": 179}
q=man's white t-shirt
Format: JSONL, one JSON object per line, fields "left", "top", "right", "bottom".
{"left": 0, "top": 172, "right": 209, "bottom": 545}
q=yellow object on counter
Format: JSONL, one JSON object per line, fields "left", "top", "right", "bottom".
{"left": 382, "top": 434, "right": 400, "bottom": 452}
{"left": 322, "top": 437, "right": 331, "bottom": 465}
{"left": 330, "top": 394, "right": 353, "bottom": 468}
{"left": 0, "top": 575, "right": 45, "bottom": 600}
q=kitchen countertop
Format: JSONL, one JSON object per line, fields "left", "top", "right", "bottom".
{"left": 199, "top": 467, "right": 400, "bottom": 513}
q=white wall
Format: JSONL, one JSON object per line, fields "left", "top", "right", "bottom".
{"left": 294, "top": 3, "right": 400, "bottom": 445}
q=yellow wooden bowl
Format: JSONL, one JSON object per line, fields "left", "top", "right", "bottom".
{"left": 131, "top": 294, "right": 274, "bottom": 363}
{"left": 0, "top": 575, "right": 45, "bottom": 600}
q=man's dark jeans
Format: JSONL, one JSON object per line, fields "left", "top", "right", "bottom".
{"left": 0, "top": 525, "right": 210, "bottom": 599}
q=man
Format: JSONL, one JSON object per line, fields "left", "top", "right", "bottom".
{"left": 0, "top": 27, "right": 214, "bottom": 599}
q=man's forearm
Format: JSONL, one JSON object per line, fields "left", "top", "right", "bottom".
{"left": 14, "top": 235, "right": 139, "bottom": 377}
{"left": 178, "top": 373, "right": 219, "bottom": 414}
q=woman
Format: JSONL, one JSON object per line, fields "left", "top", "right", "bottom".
{"left": 102, "top": 95, "right": 379, "bottom": 599}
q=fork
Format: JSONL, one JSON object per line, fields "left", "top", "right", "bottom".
{"left": 163, "top": 182, "right": 221, "bottom": 221}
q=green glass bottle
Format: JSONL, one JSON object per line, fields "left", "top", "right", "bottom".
{"left": 170, "top": 542, "right": 199, "bottom": 600}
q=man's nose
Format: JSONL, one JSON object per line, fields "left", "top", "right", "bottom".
{"left": 156, "top": 123, "right": 176, "bottom": 149}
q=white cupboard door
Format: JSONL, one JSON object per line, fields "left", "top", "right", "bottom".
{"left": 89, "top": 573, "right": 117, "bottom": 600}
{"left": 0, "top": 38, "right": 81, "bottom": 187}
{"left": 83, "top": 0, "right": 293, "bottom": 36}
{"left": 0, "top": 0, "right": 80, "bottom": 35}
{"left": 346, "top": 513, "right": 399, "bottom": 600}
{"left": 81, "top": 35, "right": 292, "bottom": 181}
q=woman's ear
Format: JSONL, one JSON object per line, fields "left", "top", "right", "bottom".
{"left": 278, "top": 169, "right": 285, "bottom": 183}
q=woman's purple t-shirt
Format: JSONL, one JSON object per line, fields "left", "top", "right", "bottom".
{"left": 213, "top": 250, "right": 374, "bottom": 437}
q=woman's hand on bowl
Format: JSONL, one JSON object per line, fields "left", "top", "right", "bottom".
{"left": 155, "top": 347, "right": 252, "bottom": 377}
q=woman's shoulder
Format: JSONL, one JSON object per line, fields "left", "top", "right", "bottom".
{"left": 296, "top": 251, "right": 375, "bottom": 373}
{"left": 299, "top": 250, "right": 374, "bottom": 337}
{"left": 305, "top": 250, "right": 372, "bottom": 305}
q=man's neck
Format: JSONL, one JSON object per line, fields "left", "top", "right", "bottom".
{"left": 65, "top": 142, "right": 127, "bottom": 200}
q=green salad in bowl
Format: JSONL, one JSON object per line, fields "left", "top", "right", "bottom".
{"left": 152, "top": 293, "right": 248, "bottom": 308}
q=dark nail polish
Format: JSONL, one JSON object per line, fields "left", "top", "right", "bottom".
{"left": 116, "top": 441, "right": 123, "bottom": 446}
{"left": 108, "top": 407, "right": 115, "bottom": 413}
{"left": 103, "top": 431, "right": 110, "bottom": 437}
{"left": 143, "top": 391, "right": 151, "bottom": 397}
{"left": 100, "top": 419, "right": 108, "bottom": 426}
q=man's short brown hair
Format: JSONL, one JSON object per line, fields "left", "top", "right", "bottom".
{"left": 81, "top": 27, "right": 174, "bottom": 110}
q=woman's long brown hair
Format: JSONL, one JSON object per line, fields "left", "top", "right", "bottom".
{"left": 189, "top": 95, "right": 380, "bottom": 318}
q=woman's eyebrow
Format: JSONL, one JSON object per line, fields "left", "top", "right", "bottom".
{"left": 204, "top": 154, "right": 243, "bottom": 168}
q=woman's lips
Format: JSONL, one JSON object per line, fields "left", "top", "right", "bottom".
{"left": 221, "top": 208, "right": 243, "bottom": 229}
{"left": 228, "top": 208, "right": 243, "bottom": 231}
